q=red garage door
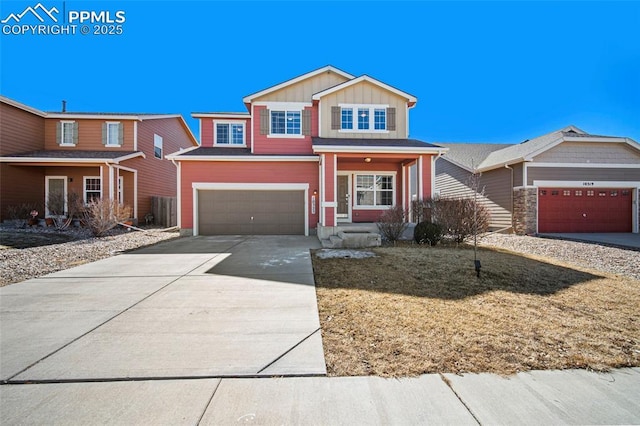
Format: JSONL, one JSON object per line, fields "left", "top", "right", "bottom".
{"left": 538, "top": 188, "right": 633, "bottom": 233}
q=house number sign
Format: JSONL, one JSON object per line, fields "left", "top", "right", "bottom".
{"left": 582, "top": 182, "right": 595, "bottom": 186}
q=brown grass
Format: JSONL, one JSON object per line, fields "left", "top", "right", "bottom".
{"left": 312, "top": 245, "right": 640, "bottom": 377}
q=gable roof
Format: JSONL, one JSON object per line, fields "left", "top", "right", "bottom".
{"left": 242, "top": 65, "right": 355, "bottom": 104}
{"left": 439, "top": 125, "right": 639, "bottom": 172}
{"left": 0, "top": 95, "right": 47, "bottom": 117}
{"left": 311, "top": 75, "right": 417, "bottom": 106}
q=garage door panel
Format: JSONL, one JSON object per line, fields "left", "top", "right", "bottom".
{"left": 198, "top": 190, "right": 304, "bottom": 235}
{"left": 538, "top": 188, "right": 632, "bottom": 233}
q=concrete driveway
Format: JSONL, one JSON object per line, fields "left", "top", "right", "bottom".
{"left": 538, "top": 233, "right": 640, "bottom": 250}
{"left": 0, "top": 236, "right": 326, "bottom": 383}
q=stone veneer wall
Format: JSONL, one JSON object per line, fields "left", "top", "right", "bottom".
{"left": 513, "top": 187, "right": 538, "bottom": 235}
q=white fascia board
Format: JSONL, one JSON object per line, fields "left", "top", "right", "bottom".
{"left": 242, "top": 66, "right": 355, "bottom": 103}
{"left": 192, "top": 113, "right": 250, "bottom": 119}
{"left": 193, "top": 182, "right": 309, "bottom": 191}
{"left": 0, "top": 95, "right": 47, "bottom": 116}
{"left": 46, "top": 113, "right": 142, "bottom": 120}
{"left": 476, "top": 159, "right": 525, "bottom": 173}
{"left": 312, "top": 75, "right": 417, "bottom": 103}
{"left": 526, "top": 162, "right": 640, "bottom": 169}
{"left": 312, "top": 145, "right": 446, "bottom": 155}
{"left": 171, "top": 155, "right": 319, "bottom": 162}
{"left": 165, "top": 145, "right": 201, "bottom": 159}
{"left": 251, "top": 101, "right": 312, "bottom": 109}
{"left": 0, "top": 157, "right": 117, "bottom": 164}
{"left": 563, "top": 136, "right": 628, "bottom": 143}
{"left": 114, "top": 151, "right": 146, "bottom": 162}
{"left": 533, "top": 180, "right": 640, "bottom": 188}
{"left": 137, "top": 114, "right": 182, "bottom": 120}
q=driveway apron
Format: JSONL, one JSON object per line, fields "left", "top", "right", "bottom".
{"left": 1, "top": 236, "right": 326, "bottom": 382}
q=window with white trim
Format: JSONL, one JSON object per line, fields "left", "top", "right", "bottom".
{"left": 355, "top": 174, "right": 394, "bottom": 207}
{"left": 106, "top": 122, "right": 121, "bottom": 146}
{"left": 60, "top": 121, "right": 76, "bottom": 146}
{"left": 84, "top": 177, "right": 101, "bottom": 204}
{"left": 271, "top": 110, "right": 301, "bottom": 135}
{"left": 215, "top": 122, "right": 245, "bottom": 145}
{"left": 340, "top": 105, "right": 387, "bottom": 132}
{"left": 154, "top": 134, "right": 163, "bottom": 159}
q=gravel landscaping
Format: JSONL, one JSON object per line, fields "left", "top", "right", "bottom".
{"left": 0, "top": 227, "right": 180, "bottom": 286}
{"left": 478, "top": 234, "right": 640, "bottom": 281}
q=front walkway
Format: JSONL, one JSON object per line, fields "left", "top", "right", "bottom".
{"left": 0, "top": 236, "right": 325, "bottom": 382}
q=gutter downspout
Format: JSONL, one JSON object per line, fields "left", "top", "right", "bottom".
{"left": 170, "top": 158, "right": 181, "bottom": 231}
{"left": 505, "top": 164, "right": 514, "bottom": 233}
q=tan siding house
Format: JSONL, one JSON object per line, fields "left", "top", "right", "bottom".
{"left": 0, "top": 96, "right": 198, "bottom": 224}
{"left": 436, "top": 126, "right": 640, "bottom": 234}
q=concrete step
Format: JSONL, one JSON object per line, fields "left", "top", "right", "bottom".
{"left": 320, "top": 236, "right": 345, "bottom": 248}
{"left": 337, "top": 231, "right": 381, "bottom": 248}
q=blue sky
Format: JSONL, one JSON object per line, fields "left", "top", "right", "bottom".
{"left": 1, "top": 1, "right": 639, "bottom": 144}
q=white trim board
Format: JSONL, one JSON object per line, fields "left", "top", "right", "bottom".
{"left": 191, "top": 182, "right": 310, "bottom": 236}
{"left": 527, "top": 162, "right": 640, "bottom": 169}
{"left": 533, "top": 180, "right": 640, "bottom": 188}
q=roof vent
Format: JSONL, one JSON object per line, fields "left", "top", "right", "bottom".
{"left": 61, "top": 100, "right": 67, "bottom": 113}
{"left": 520, "top": 139, "right": 529, "bottom": 144}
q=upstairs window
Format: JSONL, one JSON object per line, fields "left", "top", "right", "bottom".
{"left": 215, "top": 122, "right": 245, "bottom": 145}
{"left": 58, "top": 121, "right": 78, "bottom": 146}
{"left": 271, "top": 110, "right": 301, "bottom": 135}
{"left": 103, "top": 122, "right": 123, "bottom": 146}
{"left": 154, "top": 134, "right": 163, "bottom": 159}
{"left": 337, "top": 105, "right": 391, "bottom": 132}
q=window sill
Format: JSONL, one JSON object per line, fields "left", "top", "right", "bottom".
{"left": 267, "top": 134, "right": 305, "bottom": 139}
{"left": 59, "top": 143, "right": 76, "bottom": 147}
{"left": 103, "top": 144, "right": 123, "bottom": 148}
{"left": 213, "top": 144, "right": 247, "bottom": 147}
{"left": 353, "top": 205, "right": 394, "bottom": 210}
{"left": 338, "top": 129, "right": 389, "bottom": 134}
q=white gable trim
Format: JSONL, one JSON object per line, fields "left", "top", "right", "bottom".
{"left": 312, "top": 75, "right": 417, "bottom": 104}
{"left": 0, "top": 95, "right": 47, "bottom": 117}
{"left": 242, "top": 66, "right": 355, "bottom": 103}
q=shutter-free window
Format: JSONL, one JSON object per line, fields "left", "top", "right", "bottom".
{"left": 387, "top": 107, "right": 396, "bottom": 131}
{"left": 260, "top": 109, "right": 269, "bottom": 135}
{"left": 331, "top": 106, "right": 340, "bottom": 130}
{"left": 302, "top": 109, "right": 311, "bottom": 135}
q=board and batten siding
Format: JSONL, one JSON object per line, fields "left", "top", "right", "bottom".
{"left": 436, "top": 159, "right": 513, "bottom": 230}
{"left": 319, "top": 81, "right": 408, "bottom": 139}
{"left": 0, "top": 103, "right": 47, "bottom": 221}
{"left": 44, "top": 118, "right": 135, "bottom": 151}
{"left": 252, "top": 71, "right": 349, "bottom": 103}
{"left": 533, "top": 142, "right": 640, "bottom": 164}
{"left": 526, "top": 167, "right": 640, "bottom": 186}
{"left": 179, "top": 161, "right": 319, "bottom": 231}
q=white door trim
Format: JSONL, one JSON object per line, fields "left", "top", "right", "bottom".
{"left": 45, "top": 176, "right": 68, "bottom": 218}
{"left": 337, "top": 172, "right": 352, "bottom": 222}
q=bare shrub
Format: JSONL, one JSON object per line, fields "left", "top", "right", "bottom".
{"left": 433, "top": 197, "right": 490, "bottom": 243}
{"left": 376, "top": 205, "right": 408, "bottom": 243}
{"left": 82, "top": 199, "right": 132, "bottom": 237}
{"left": 5, "top": 203, "right": 38, "bottom": 227}
{"left": 411, "top": 199, "right": 436, "bottom": 223}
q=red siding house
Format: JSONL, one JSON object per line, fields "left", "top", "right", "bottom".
{"left": 168, "top": 66, "right": 446, "bottom": 242}
{"left": 0, "top": 96, "right": 198, "bottom": 224}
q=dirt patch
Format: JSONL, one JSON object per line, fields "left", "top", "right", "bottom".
{"left": 312, "top": 245, "right": 640, "bottom": 377}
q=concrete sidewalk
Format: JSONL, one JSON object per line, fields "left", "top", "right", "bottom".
{"left": 1, "top": 368, "right": 638, "bottom": 424}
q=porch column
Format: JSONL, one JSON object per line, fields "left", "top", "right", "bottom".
{"left": 100, "top": 164, "right": 112, "bottom": 202}
{"left": 418, "top": 154, "right": 433, "bottom": 200}
{"left": 322, "top": 153, "right": 337, "bottom": 227}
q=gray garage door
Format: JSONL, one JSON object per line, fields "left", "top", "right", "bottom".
{"left": 198, "top": 190, "right": 305, "bottom": 235}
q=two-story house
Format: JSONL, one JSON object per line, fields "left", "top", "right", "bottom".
{"left": 168, "top": 66, "right": 446, "bottom": 240}
{"left": 0, "top": 96, "right": 198, "bottom": 223}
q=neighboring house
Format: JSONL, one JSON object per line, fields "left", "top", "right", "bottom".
{"left": 0, "top": 96, "right": 198, "bottom": 223}
{"left": 436, "top": 126, "right": 640, "bottom": 234}
{"left": 167, "top": 65, "right": 446, "bottom": 238}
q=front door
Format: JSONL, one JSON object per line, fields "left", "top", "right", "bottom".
{"left": 45, "top": 176, "right": 67, "bottom": 217}
{"left": 337, "top": 175, "right": 350, "bottom": 221}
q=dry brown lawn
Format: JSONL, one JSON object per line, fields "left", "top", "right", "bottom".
{"left": 312, "top": 245, "right": 640, "bottom": 377}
